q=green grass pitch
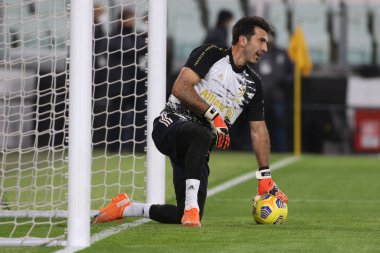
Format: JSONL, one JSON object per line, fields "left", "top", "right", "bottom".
{"left": 1, "top": 152, "right": 379, "bottom": 253}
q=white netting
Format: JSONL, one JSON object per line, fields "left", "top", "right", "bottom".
{"left": 0, "top": 0, "right": 148, "bottom": 246}
{"left": 90, "top": 0, "right": 148, "bottom": 211}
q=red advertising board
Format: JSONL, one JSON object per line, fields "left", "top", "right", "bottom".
{"left": 354, "top": 110, "right": 380, "bottom": 152}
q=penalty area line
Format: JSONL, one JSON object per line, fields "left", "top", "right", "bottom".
{"left": 60, "top": 156, "right": 299, "bottom": 252}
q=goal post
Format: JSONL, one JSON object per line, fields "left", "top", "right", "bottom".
{"left": 146, "top": 0, "right": 167, "bottom": 205}
{"left": 67, "top": 0, "right": 93, "bottom": 248}
{"left": 0, "top": 0, "right": 167, "bottom": 248}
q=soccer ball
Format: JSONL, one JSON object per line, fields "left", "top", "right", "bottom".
{"left": 253, "top": 193, "right": 288, "bottom": 224}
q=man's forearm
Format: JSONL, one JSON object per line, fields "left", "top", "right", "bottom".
{"left": 172, "top": 67, "right": 210, "bottom": 115}
{"left": 250, "top": 121, "right": 288, "bottom": 203}
{"left": 250, "top": 121, "right": 270, "bottom": 168}
{"left": 173, "top": 83, "right": 209, "bottom": 115}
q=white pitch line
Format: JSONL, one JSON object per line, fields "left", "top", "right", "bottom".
{"left": 208, "top": 156, "right": 299, "bottom": 196}
{"left": 54, "top": 219, "right": 151, "bottom": 253}
{"left": 57, "top": 155, "right": 299, "bottom": 253}
{"left": 91, "top": 218, "right": 151, "bottom": 243}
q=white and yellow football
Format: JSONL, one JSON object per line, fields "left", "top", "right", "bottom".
{"left": 253, "top": 193, "right": 288, "bottom": 224}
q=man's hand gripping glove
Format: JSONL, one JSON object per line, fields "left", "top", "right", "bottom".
{"left": 204, "top": 106, "right": 230, "bottom": 150}
{"left": 256, "top": 167, "right": 288, "bottom": 203}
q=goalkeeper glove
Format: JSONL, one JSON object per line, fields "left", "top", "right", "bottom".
{"left": 256, "top": 167, "right": 288, "bottom": 203}
{"left": 204, "top": 106, "right": 230, "bottom": 150}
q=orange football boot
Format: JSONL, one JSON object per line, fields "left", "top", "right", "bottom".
{"left": 92, "top": 193, "right": 131, "bottom": 223}
{"left": 181, "top": 208, "right": 201, "bottom": 227}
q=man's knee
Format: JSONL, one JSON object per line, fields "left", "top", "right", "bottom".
{"left": 192, "top": 126, "right": 213, "bottom": 147}
{"left": 177, "top": 122, "right": 212, "bottom": 148}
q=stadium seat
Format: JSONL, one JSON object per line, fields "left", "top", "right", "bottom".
{"left": 3, "top": 1, "right": 21, "bottom": 27}
{"left": 0, "top": 24, "right": 8, "bottom": 62}
{"left": 370, "top": 4, "right": 380, "bottom": 37}
{"left": 369, "top": 4, "right": 380, "bottom": 65}
{"left": 264, "top": 0, "right": 290, "bottom": 49}
{"left": 21, "top": 17, "right": 39, "bottom": 48}
{"left": 326, "top": 0, "right": 340, "bottom": 43}
{"left": 206, "top": 0, "right": 243, "bottom": 46}
{"left": 289, "top": 0, "right": 331, "bottom": 64}
{"left": 346, "top": 2, "right": 372, "bottom": 65}
{"left": 206, "top": 0, "right": 243, "bottom": 26}
{"left": 2, "top": 0, "right": 69, "bottom": 50}
{"left": 0, "top": 68, "right": 36, "bottom": 149}
{"left": 304, "top": 30, "right": 330, "bottom": 64}
{"left": 34, "top": 0, "right": 67, "bottom": 16}
{"left": 168, "top": 0, "right": 206, "bottom": 68}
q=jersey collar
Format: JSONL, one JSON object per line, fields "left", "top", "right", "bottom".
{"left": 228, "top": 48, "right": 246, "bottom": 73}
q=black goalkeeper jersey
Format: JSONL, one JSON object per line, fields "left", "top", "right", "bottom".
{"left": 163, "top": 44, "right": 265, "bottom": 128}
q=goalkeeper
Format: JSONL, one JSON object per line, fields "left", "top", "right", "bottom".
{"left": 92, "top": 16, "right": 288, "bottom": 227}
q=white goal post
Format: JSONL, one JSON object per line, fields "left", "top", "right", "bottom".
{"left": 67, "top": 0, "right": 92, "bottom": 248}
{"left": 0, "top": 0, "right": 166, "bottom": 248}
{"left": 146, "top": 0, "right": 167, "bottom": 205}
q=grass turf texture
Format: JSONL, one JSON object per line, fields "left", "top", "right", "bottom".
{"left": 1, "top": 153, "right": 379, "bottom": 253}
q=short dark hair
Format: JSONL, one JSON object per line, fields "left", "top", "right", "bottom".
{"left": 231, "top": 16, "right": 274, "bottom": 45}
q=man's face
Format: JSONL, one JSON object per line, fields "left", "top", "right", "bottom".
{"left": 243, "top": 27, "right": 269, "bottom": 64}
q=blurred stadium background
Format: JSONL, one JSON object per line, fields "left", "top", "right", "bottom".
{"left": 1, "top": 0, "right": 379, "bottom": 156}
{"left": 164, "top": 0, "right": 380, "bottom": 155}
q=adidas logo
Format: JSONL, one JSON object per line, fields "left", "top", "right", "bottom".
{"left": 187, "top": 185, "right": 195, "bottom": 191}
{"left": 116, "top": 198, "right": 130, "bottom": 208}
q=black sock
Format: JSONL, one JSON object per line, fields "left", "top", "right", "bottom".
{"left": 149, "top": 204, "right": 181, "bottom": 224}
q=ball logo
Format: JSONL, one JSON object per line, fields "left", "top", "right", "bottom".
{"left": 261, "top": 206, "right": 272, "bottom": 219}
{"left": 253, "top": 194, "right": 288, "bottom": 225}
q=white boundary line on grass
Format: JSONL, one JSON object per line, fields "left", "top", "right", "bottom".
{"left": 56, "top": 155, "right": 299, "bottom": 253}
{"left": 207, "top": 156, "right": 299, "bottom": 196}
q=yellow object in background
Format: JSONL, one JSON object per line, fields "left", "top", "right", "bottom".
{"left": 288, "top": 26, "right": 313, "bottom": 156}
{"left": 288, "top": 26, "right": 313, "bottom": 76}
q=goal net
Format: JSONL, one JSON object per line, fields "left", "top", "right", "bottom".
{"left": 0, "top": 0, "right": 163, "bottom": 247}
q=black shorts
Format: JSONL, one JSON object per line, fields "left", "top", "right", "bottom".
{"left": 152, "top": 112, "right": 210, "bottom": 209}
